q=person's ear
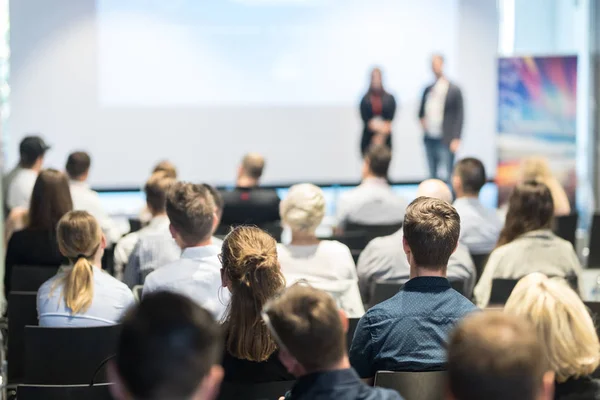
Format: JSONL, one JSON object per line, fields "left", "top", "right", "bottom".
{"left": 211, "top": 213, "right": 219, "bottom": 233}
{"left": 107, "top": 361, "right": 129, "bottom": 400}
{"left": 100, "top": 234, "right": 107, "bottom": 251}
{"left": 278, "top": 348, "right": 305, "bottom": 377}
{"left": 451, "top": 174, "right": 461, "bottom": 192}
{"left": 402, "top": 236, "right": 411, "bottom": 256}
{"left": 195, "top": 365, "right": 224, "bottom": 400}
{"left": 539, "top": 371, "right": 555, "bottom": 400}
{"left": 169, "top": 224, "right": 177, "bottom": 240}
{"left": 339, "top": 309, "right": 349, "bottom": 333}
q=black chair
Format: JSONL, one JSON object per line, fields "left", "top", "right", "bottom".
{"left": 449, "top": 279, "right": 466, "bottom": 296}
{"left": 17, "top": 384, "right": 113, "bottom": 400}
{"left": 350, "top": 249, "right": 361, "bottom": 265}
{"left": 23, "top": 325, "right": 121, "bottom": 384}
{"left": 490, "top": 276, "right": 579, "bottom": 306}
{"left": 345, "top": 222, "right": 402, "bottom": 243}
{"left": 371, "top": 282, "right": 404, "bottom": 307}
{"left": 584, "top": 301, "right": 600, "bottom": 337}
{"left": 128, "top": 218, "right": 142, "bottom": 234}
{"left": 553, "top": 213, "right": 578, "bottom": 247}
{"left": 588, "top": 213, "right": 600, "bottom": 267}
{"left": 329, "top": 231, "right": 369, "bottom": 252}
{"left": 346, "top": 318, "right": 360, "bottom": 351}
{"left": 470, "top": 253, "right": 490, "bottom": 285}
{"left": 374, "top": 370, "right": 447, "bottom": 400}
{"left": 7, "top": 291, "right": 38, "bottom": 383}
{"left": 10, "top": 265, "right": 59, "bottom": 292}
{"left": 218, "top": 380, "right": 296, "bottom": 400}
{"left": 101, "top": 246, "right": 116, "bottom": 276}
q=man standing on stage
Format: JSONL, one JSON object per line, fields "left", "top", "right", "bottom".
{"left": 418, "top": 54, "right": 464, "bottom": 180}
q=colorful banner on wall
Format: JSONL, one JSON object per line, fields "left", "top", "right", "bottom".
{"left": 497, "top": 56, "right": 577, "bottom": 206}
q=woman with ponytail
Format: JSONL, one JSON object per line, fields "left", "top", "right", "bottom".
{"left": 37, "top": 211, "right": 134, "bottom": 327}
{"left": 220, "top": 226, "right": 293, "bottom": 383}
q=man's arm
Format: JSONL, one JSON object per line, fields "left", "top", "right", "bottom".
{"left": 348, "top": 313, "right": 376, "bottom": 381}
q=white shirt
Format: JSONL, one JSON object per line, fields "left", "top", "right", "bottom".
{"left": 424, "top": 78, "right": 450, "bottom": 138}
{"left": 142, "top": 245, "right": 229, "bottom": 320}
{"left": 70, "top": 180, "right": 124, "bottom": 245}
{"left": 336, "top": 178, "right": 407, "bottom": 228}
{"left": 277, "top": 240, "right": 365, "bottom": 317}
{"left": 453, "top": 197, "right": 503, "bottom": 254}
{"left": 6, "top": 167, "right": 38, "bottom": 209}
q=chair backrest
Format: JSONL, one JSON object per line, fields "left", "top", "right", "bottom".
{"left": 17, "top": 384, "right": 113, "bottom": 400}
{"left": 470, "top": 253, "right": 490, "bottom": 285}
{"left": 217, "top": 380, "right": 296, "bottom": 400}
{"left": 128, "top": 218, "right": 142, "bottom": 233}
{"left": 345, "top": 222, "right": 403, "bottom": 243}
{"left": 371, "top": 282, "right": 403, "bottom": 307}
{"left": 553, "top": 213, "right": 578, "bottom": 247}
{"left": 10, "top": 265, "right": 59, "bottom": 292}
{"left": 23, "top": 325, "right": 122, "bottom": 385}
{"left": 330, "top": 231, "right": 369, "bottom": 252}
{"left": 449, "top": 279, "right": 465, "bottom": 296}
{"left": 101, "top": 246, "right": 116, "bottom": 276}
{"left": 584, "top": 301, "right": 600, "bottom": 339}
{"left": 7, "top": 291, "right": 38, "bottom": 383}
{"left": 374, "top": 370, "right": 447, "bottom": 400}
{"left": 488, "top": 279, "right": 519, "bottom": 306}
{"left": 588, "top": 213, "right": 600, "bottom": 267}
{"left": 346, "top": 318, "right": 360, "bottom": 351}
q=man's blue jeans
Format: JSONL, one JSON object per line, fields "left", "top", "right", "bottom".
{"left": 424, "top": 136, "right": 454, "bottom": 181}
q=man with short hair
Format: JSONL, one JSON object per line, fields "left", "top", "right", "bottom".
{"left": 357, "top": 179, "right": 476, "bottom": 305}
{"left": 350, "top": 197, "right": 478, "bottom": 379}
{"left": 109, "top": 291, "right": 224, "bottom": 400}
{"left": 447, "top": 312, "right": 554, "bottom": 400}
{"left": 143, "top": 182, "right": 229, "bottom": 319}
{"left": 263, "top": 285, "right": 402, "bottom": 400}
{"left": 5, "top": 135, "right": 50, "bottom": 210}
{"left": 66, "top": 151, "right": 123, "bottom": 245}
{"left": 336, "top": 144, "right": 407, "bottom": 230}
{"left": 220, "top": 153, "right": 280, "bottom": 229}
{"left": 451, "top": 157, "right": 502, "bottom": 254}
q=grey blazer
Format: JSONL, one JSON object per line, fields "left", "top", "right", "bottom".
{"left": 418, "top": 81, "right": 464, "bottom": 145}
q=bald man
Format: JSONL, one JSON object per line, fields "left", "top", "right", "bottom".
{"left": 356, "top": 179, "right": 476, "bottom": 305}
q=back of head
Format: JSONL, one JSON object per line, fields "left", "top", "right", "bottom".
{"left": 65, "top": 151, "right": 91, "bottom": 180}
{"left": 202, "top": 183, "right": 224, "bottom": 219}
{"left": 497, "top": 181, "right": 554, "bottom": 247}
{"left": 221, "top": 226, "right": 285, "bottom": 361}
{"left": 453, "top": 158, "right": 486, "bottom": 196}
{"left": 263, "top": 285, "right": 345, "bottom": 372}
{"left": 19, "top": 135, "right": 49, "bottom": 168}
{"left": 520, "top": 156, "right": 552, "bottom": 182}
{"left": 115, "top": 291, "right": 223, "bottom": 400}
{"left": 365, "top": 144, "right": 392, "bottom": 178}
{"left": 56, "top": 211, "right": 102, "bottom": 314}
{"left": 449, "top": 312, "right": 549, "bottom": 400}
{"left": 29, "top": 169, "right": 73, "bottom": 231}
{"left": 166, "top": 182, "right": 216, "bottom": 246}
{"left": 144, "top": 172, "right": 176, "bottom": 214}
{"left": 280, "top": 183, "right": 325, "bottom": 234}
{"left": 505, "top": 273, "right": 600, "bottom": 382}
{"left": 403, "top": 196, "right": 460, "bottom": 269}
{"left": 152, "top": 160, "right": 177, "bottom": 179}
{"left": 241, "top": 153, "right": 265, "bottom": 180}
{"left": 416, "top": 179, "right": 453, "bottom": 204}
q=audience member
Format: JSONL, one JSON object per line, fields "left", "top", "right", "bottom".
{"left": 5, "top": 135, "right": 50, "bottom": 210}
{"left": 115, "top": 172, "right": 175, "bottom": 279}
{"left": 66, "top": 151, "right": 123, "bottom": 244}
{"left": 220, "top": 226, "right": 293, "bottom": 383}
{"left": 109, "top": 291, "right": 223, "bottom": 400}
{"left": 220, "top": 153, "right": 280, "bottom": 228}
{"left": 350, "top": 197, "right": 477, "bottom": 378}
{"left": 37, "top": 211, "right": 134, "bottom": 326}
{"left": 263, "top": 285, "right": 402, "bottom": 400}
{"left": 336, "top": 144, "right": 406, "bottom": 230}
{"left": 152, "top": 159, "right": 178, "bottom": 178}
{"left": 357, "top": 179, "right": 476, "bottom": 304}
{"left": 447, "top": 312, "right": 554, "bottom": 400}
{"left": 451, "top": 157, "right": 502, "bottom": 254}
{"left": 474, "top": 181, "right": 581, "bottom": 308}
{"left": 278, "top": 184, "right": 364, "bottom": 317}
{"left": 142, "top": 182, "right": 229, "bottom": 319}
{"left": 5, "top": 169, "right": 72, "bottom": 296}
{"left": 520, "top": 156, "right": 571, "bottom": 216}
{"left": 505, "top": 273, "right": 600, "bottom": 400}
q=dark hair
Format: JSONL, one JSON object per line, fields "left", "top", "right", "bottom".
{"left": 28, "top": 169, "right": 73, "bottom": 231}
{"left": 152, "top": 160, "right": 177, "bottom": 178}
{"left": 144, "top": 172, "right": 175, "bottom": 214}
{"left": 241, "top": 154, "right": 265, "bottom": 180}
{"left": 19, "top": 136, "right": 49, "bottom": 168}
{"left": 263, "top": 284, "right": 345, "bottom": 372}
{"left": 497, "top": 181, "right": 554, "bottom": 248}
{"left": 221, "top": 226, "right": 285, "bottom": 361}
{"left": 65, "top": 151, "right": 91, "bottom": 179}
{"left": 448, "top": 312, "right": 548, "bottom": 400}
{"left": 365, "top": 144, "right": 392, "bottom": 178}
{"left": 166, "top": 182, "right": 216, "bottom": 245}
{"left": 403, "top": 196, "right": 460, "bottom": 268}
{"left": 202, "top": 183, "right": 224, "bottom": 216}
{"left": 116, "top": 291, "right": 223, "bottom": 400}
{"left": 454, "top": 158, "right": 486, "bottom": 195}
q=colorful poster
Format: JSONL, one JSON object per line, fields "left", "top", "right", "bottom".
{"left": 497, "top": 56, "right": 577, "bottom": 206}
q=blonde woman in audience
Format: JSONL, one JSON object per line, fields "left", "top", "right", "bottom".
{"left": 138, "top": 160, "right": 178, "bottom": 224}
{"left": 520, "top": 156, "right": 571, "bottom": 216}
{"left": 37, "top": 211, "right": 135, "bottom": 326}
{"left": 505, "top": 273, "right": 600, "bottom": 400}
{"left": 278, "top": 183, "right": 365, "bottom": 317}
{"left": 474, "top": 181, "right": 581, "bottom": 308}
{"left": 220, "top": 226, "right": 294, "bottom": 383}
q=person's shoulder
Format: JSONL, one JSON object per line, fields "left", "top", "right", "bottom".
{"left": 367, "top": 386, "right": 404, "bottom": 400}
{"left": 38, "top": 273, "right": 63, "bottom": 296}
{"left": 319, "top": 240, "right": 352, "bottom": 255}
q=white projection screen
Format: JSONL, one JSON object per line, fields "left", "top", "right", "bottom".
{"left": 9, "top": 0, "right": 498, "bottom": 188}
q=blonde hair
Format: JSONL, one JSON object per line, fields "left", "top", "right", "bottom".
{"left": 519, "top": 157, "right": 571, "bottom": 216}
{"left": 279, "top": 183, "right": 325, "bottom": 234}
{"left": 56, "top": 211, "right": 103, "bottom": 314}
{"left": 505, "top": 273, "right": 600, "bottom": 382}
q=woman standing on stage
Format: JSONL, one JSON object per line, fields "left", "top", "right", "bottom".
{"left": 359, "top": 67, "right": 397, "bottom": 155}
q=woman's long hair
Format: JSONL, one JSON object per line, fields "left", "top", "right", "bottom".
{"left": 496, "top": 181, "right": 554, "bottom": 248}
{"left": 28, "top": 169, "right": 73, "bottom": 231}
{"left": 56, "top": 211, "right": 102, "bottom": 314}
{"left": 221, "top": 226, "right": 285, "bottom": 361}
